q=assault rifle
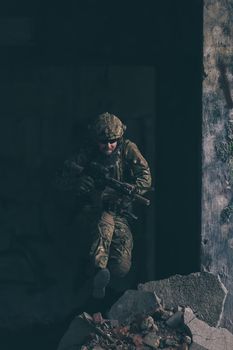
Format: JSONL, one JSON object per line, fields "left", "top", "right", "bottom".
{"left": 69, "top": 160, "right": 151, "bottom": 207}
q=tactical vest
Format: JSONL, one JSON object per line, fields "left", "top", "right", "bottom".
{"left": 90, "top": 139, "right": 133, "bottom": 184}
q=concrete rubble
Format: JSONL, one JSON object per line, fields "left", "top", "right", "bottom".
{"left": 107, "top": 290, "right": 161, "bottom": 324}
{"left": 184, "top": 307, "right": 233, "bottom": 350}
{"left": 138, "top": 272, "right": 227, "bottom": 327}
{"left": 57, "top": 272, "right": 233, "bottom": 350}
{"left": 58, "top": 305, "right": 192, "bottom": 350}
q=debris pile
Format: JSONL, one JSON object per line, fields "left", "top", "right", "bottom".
{"left": 71, "top": 305, "right": 192, "bottom": 350}
{"left": 57, "top": 273, "right": 233, "bottom": 350}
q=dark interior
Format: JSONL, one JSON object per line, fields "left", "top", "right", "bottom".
{"left": 0, "top": 1, "right": 203, "bottom": 349}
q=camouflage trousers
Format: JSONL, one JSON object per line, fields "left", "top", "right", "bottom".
{"left": 89, "top": 211, "right": 133, "bottom": 278}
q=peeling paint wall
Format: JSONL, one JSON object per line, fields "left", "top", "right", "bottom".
{"left": 202, "top": 0, "right": 233, "bottom": 332}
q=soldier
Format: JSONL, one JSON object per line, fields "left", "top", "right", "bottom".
{"left": 57, "top": 112, "right": 152, "bottom": 298}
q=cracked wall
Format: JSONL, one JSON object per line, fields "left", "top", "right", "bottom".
{"left": 202, "top": 0, "right": 233, "bottom": 332}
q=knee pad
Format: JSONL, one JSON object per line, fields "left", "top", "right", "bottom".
{"left": 109, "top": 259, "right": 131, "bottom": 278}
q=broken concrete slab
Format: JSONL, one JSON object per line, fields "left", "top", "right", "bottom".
{"left": 57, "top": 313, "right": 94, "bottom": 350}
{"left": 138, "top": 272, "right": 227, "bottom": 327}
{"left": 108, "top": 290, "right": 160, "bottom": 323}
{"left": 184, "top": 307, "right": 233, "bottom": 350}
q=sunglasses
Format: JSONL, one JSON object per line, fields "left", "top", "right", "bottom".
{"left": 98, "top": 139, "right": 119, "bottom": 145}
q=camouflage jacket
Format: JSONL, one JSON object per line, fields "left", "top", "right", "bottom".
{"left": 56, "top": 139, "right": 152, "bottom": 202}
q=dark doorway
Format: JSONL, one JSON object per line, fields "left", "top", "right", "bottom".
{"left": 154, "top": 3, "right": 203, "bottom": 279}
{"left": 0, "top": 1, "right": 203, "bottom": 349}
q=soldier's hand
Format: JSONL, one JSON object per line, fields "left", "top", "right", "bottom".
{"left": 121, "top": 195, "right": 132, "bottom": 209}
{"left": 124, "top": 183, "right": 136, "bottom": 196}
{"left": 77, "top": 176, "right": 95, "bottom": 194}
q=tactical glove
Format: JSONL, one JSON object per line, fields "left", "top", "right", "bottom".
{"left": 77, "top": 176, "right": 95, "bottom": 194}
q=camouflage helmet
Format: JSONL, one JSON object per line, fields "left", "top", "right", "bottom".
{"left": 91, "top": 112, "right": 126, "bottom": 141}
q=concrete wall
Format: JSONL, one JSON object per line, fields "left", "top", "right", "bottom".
{"left": 202, "top": 0, "right": 233, "bottom": 332}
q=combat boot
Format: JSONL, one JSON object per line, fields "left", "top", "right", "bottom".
{"left": 93, "top": 268, "right": 110, "bottom": 299}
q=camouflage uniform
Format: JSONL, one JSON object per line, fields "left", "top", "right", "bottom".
{"left": 57, "top": 113, "right": 152, "bottom": 279}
